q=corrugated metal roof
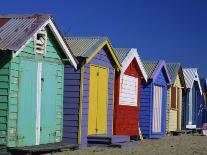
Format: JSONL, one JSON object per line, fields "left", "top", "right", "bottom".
{"left": 142, "top": 61, "right": 159, "bottom": 78}
{"left": 114, "top": 48, "right": 131, "bottom": 63}
{"left": 183, "top": 68, "right": 202, "bottom": 94}
{"left": 166, "top": 63, "right": 181, "bottom": 83}
{"left": 0, "top": 14, "right": 50, "bottom": 51}
{"left": 65, "top": 37, "right": 108, "bottom": 57}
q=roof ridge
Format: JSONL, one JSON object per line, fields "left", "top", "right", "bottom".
{"left": 0, "top": 14, "right": 50, "bottom": 19}
{"left": 65, "top": 36, "right": 108, "bottom": 40}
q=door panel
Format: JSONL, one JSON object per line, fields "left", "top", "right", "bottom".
{"left": 18, "top": 60, "right": 37, "bottom": 146}
{"left": 97, "top": 67, "right": 108, "bottom": 134}
{"left": 40, "top": 62, "right": 58, "bottom": 144}
{"left": 88, "top": 65, "right": 108, "bottom": 135}
{"left": 88, "top": 65, "right": 99, "bottom": 135}
{"left": 152, "top": 85, "right": 163, "bottom": 133}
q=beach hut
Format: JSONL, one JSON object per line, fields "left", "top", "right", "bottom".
{"left": 0, "top": 14, "right": 77, "bottom": 148}
{"left": 113, "top": 48, "right": 147, "bottom": 137}
{"left": 182, "top": 68, "right": 202, "bottom": 129}
{"left": 63, "top": 37, "right": 123, "bottom": 146}
{"left": 196, "top": 79, "right": 207, "bottom": 128}
{"left": 166, "top": 63, "right": 186, "bottom": 133}
{"left": 139, "top": 60, "right": 171, "bottom": 139}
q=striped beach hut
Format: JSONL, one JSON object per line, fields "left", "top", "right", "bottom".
{"left": 166, "top": 63, "right": 186, "bottom": 133}
{"left": 139, "top": 60, "right": 171, "bottom": 138}
{"left": 0, "top": 14, "right": 77, "bottom": 147}
{"left": 63, "top": 37, "right": 122, "bottom": 146}
{"left": 113, "top": 48, "right": 147, "bottom": 137}
{"left": 182, "top": 68, "right": 202, "bottom": 129}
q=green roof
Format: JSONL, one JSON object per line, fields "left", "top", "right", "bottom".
{"left": 65, "top": 37, "right": 107, "bottom": 57}
{"left": 142, "top": 61, "right": 159, "bottom": 77}
{"left": 114, "top": 48, "right": 131, "bottom": 63}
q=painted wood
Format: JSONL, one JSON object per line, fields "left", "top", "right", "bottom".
{"left": 0, "top": 53, "right": 10, "bottom": 144}
{"left": 1, "top": 27, "right": 65, "bottom": 147}
{"left": 119, "top": 75, "right": 138, "bottom": 106}
{"left": 63, "top": 65, "right": 80, "bottom": 144}
{"left": 88, "top": 65, "right": 108, "bottom": 135}
{"left": 63, "top": 46, "right": 115, "bottom": 145}
{"left": 113, "top": 59, "right": 141, "bottom": 136}
{"left": 17, "top": 59, "right": 38, "bottom": 146}
{"left": 152, "top": 85, "right": 163, "bottom": 133}
{"left": 167, "top": 73, "right": 183, "bottom": 132}
{"left": 140, "top": 67, "right": 168, "bottom": 139}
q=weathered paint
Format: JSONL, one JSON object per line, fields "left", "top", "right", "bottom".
{"left": 113, "top": 59, "right": 142, "bottom": 136}
{"left": 140, "top": 68, "right": 168, "bottom": 138}
{"left": 63, "top": 46, "right": 116, "bottom": 145}
{"left": 0, "top": 27, "right": 65, "bottom": 147}
{"left": 166, "top": 74, "right": 183, "bottom": 132}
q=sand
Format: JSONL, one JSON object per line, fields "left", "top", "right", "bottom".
{"left": 44, "top": 134, "right": 207, "bottom": 155}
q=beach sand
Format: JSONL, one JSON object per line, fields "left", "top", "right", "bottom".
{"left": 44, "top": 134, "right": 207, "bottom": 155}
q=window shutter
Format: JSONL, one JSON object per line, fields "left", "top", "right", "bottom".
{"left": 171, "top": 87, "right": 177, "bottom": 109}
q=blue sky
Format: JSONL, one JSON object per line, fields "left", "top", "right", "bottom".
{"left": 1, "top": 0, "right": 207, "bottom": 77}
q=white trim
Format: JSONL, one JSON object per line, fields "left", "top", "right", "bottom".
{"left": 121, "top": 48, "right": 147, "bottom": 82}
{"left": 36, "top": 62, "right": 42, "bottom": 145}
{"left": 12, "top": 18, "right": 77, "bottom": 69}
{"left": 186, "top": 124, "right": 196, "bottom": 129}
{"left": 47, "top": 19, "right": 77, "bottom": 69}
{"left": 188, "top": 89, "right": 193, "bottom": 125}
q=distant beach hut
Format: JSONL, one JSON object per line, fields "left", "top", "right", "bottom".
{"left": 197, "top": 78, "right": 207, "bottom": 128}
{"left": 113, "top": 48, "right": 147, "bottom": 137}
{"left": 0, "top": 14, "right": 77, "bottom": 147}
{"left": 139, "top": 60, "right": 171, "bottom": 138}
{"left": 166, "top": 63, "right": 186, "bottom": 133}
{"left": 63, "top": 37, "right": 126, "bottom": 146}
{"left": 182, "top": 68, "right": 202, "bottom": 129}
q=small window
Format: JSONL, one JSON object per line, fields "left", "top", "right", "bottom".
{"left": 35, "top": 29, "right": 47, "bottom": 54}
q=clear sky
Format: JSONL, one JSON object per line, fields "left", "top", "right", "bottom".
{"left": 1, "top": 0, "right": 207, "bottom": 77}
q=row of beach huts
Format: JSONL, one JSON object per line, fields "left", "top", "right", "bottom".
{"left": 0, "top": 14, "right": 206, "bottom": 153}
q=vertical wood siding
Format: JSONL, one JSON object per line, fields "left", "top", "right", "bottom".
{"left": 152, "top": 85, "right": 162, "bottom": 133}
{"left": 63, "top": 65, "right": 80, "bottom": 144}
{"left": 80, "top": 47, "right": 115, "bottom": 145}
{"left": 6, "top": 27, "right": 64, "bottom": 147}
{"left": 140, "top": 68, "right": 167, "bottom": 138}
{"left": 0, "top": 53, "right": 10, "bottom": 145}
{"left": 167, "top": 74, "right": 183, "bottom": 132}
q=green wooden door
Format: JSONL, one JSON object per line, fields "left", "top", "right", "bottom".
{"left": 40, "top": 62, "right": 59, "bottom": 144}
{"left": 17, "top": 59, "right": 37, "bottom": 146}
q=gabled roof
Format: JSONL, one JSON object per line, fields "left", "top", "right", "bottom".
{"left": 65, "top": 37, "right": 122, "bottom": 70}
{"left": 183, "top": 68, "right": 202, "bottom": 94}
{"left": 143, "top": 60, "right": 171, "bottom": 84}
{"left": 114, "top": 48, "right": 147, "bottom": 81}
{"left": 0, "top": 14, "right": 78, "bottom": 69}
{"left": 167, "top": 63, "right": 186, "bottom": 88}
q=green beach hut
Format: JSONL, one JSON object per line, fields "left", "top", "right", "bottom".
{"left": 0, "top": 14, "right": 77, "bottom": 148}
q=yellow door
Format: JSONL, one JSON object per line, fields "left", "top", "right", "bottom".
{"left": 88, "top": 65, "right": 108, "bottom": 135}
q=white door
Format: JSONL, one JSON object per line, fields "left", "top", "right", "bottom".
{"left": 152, "top": 85, "right": 163, "bottom": 132}
{"left": 119, "top": 74, "right": 138, "bottom": 106}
